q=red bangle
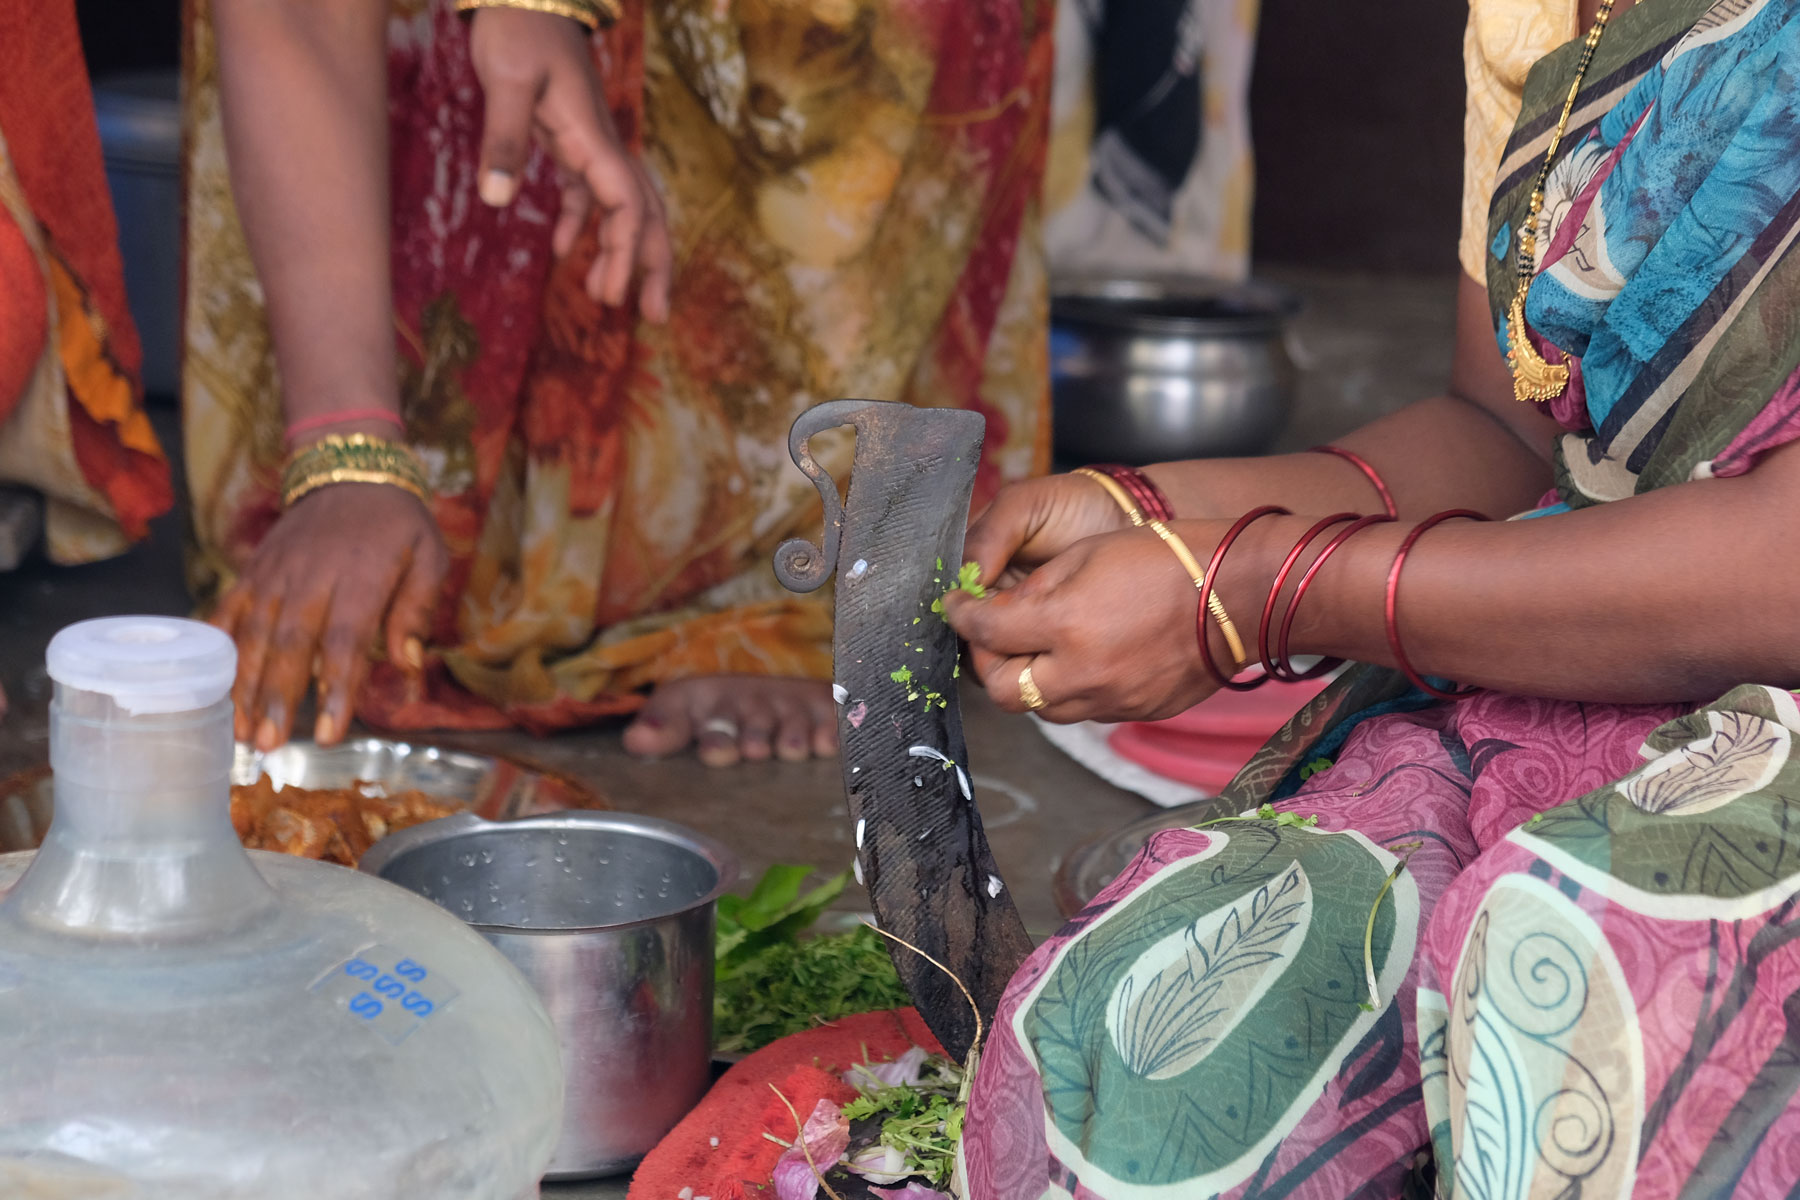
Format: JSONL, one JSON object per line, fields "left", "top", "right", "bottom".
{"left": 1085, "top": 463, "right": 1174, "bottom": 522}
{"left": 1386, "top": 510, "right": 1489, "bottom": 701}
{"left": 1311, "top": 445, "right": 1397, "bottom": 518}
{"left": 1258, "top": 512, "right": 1358, "bottom": 682}
{"left": 286, "top": 408, "right": 407, "bottom": 443}
{"left": 1197, "top": 506, "right": 1289, "bottom": 691}
{"left": 1276, "top": 514, "right": 1396, "bottom": 678}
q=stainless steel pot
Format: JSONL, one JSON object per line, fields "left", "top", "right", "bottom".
{"left": 1051, "top": 274, "right": 1300, "bottom": 465}
{"left": 358, "top": 811, "right": 738, "bottom": 1180}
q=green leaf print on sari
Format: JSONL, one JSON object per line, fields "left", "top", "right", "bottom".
{"left": 1428, "top": 876, "right": 1643, "bottom": 1200}
{"left": 1012, "top": 824, "right": 1419, "bottom": 1197}
{"left": 1515, "top": 686, "right": 1800, "bottom": 919}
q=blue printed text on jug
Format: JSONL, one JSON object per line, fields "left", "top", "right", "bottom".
{"left": 311, "top": 945, "right": 460, "bottom": 1045}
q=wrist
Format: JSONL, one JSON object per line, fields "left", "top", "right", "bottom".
{"left": 458, "top": 0, "right": 619, "bottom": 30}
{"left": 280, "top": 433, "right": 431, "bottom": 509}
{"left": 1170, "top": 515, "right": 1278, "bottom": 684}
{"left": 285, "top": 405, "right": 406, "bottom": 449}
{"left": 1274, "top": 514, "right": 1403, "bottom": 663}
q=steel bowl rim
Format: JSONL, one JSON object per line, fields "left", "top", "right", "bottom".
{"left": 234, "top": 736, "right": 507, "bottom": 785}
{"left": 1051, "top": 273, "right": 1300, "bottom": 338}
{"left": 356, "top": 809, "right": 741, "bottom": 937}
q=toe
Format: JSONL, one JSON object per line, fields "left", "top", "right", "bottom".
{"left": 622, "top": 687, "right": 695, "bottom": 759}
{"left": 806, "top": 691, "right": 840, "bottom": 757}
{"left": 811, "top": 717, "right": 840, "bottom": 758}
{"left": 697, "top": 723, "right": 742, "bottom": 768}
{"left": 692, "top": 693, "right": 745, "bottom": 768}
{"left": 774, "top": 705, "right": 813, "bottom": 763}
{"left": 738, "top": 706, "right": 776, "bottom": 762}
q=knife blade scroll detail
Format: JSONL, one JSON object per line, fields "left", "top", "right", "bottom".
{"left": 775, "top": 399, "right": 1031, "bottom": 1064}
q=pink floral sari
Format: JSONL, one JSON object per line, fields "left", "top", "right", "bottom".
{"left": 961, "top": 0, "right": 1800, "bottom": 1194}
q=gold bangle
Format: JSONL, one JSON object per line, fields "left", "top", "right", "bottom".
{"left": 283, "top": 468, "right": 430, "bottom": 509}
{"left": 1075, "top": 467, "right": 1247, "bottom": 671}
{"left": 1144, "top": 518, "right": 1248, "bottom": 671}
{"left": 281, "top": 434, "right": 432, "bottom": 510}
{"left": 1072, "top": 467, "right": 1145, "bottom": 527}
{"left": 453, "top": 0, "right": 611, "bottom": 30}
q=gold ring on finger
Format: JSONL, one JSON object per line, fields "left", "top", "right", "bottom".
{"left": 1018, "top": 663, "right": 1046, "bottom": 712}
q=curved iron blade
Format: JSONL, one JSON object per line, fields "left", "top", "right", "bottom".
{"left": 775, "top": 399, "right": 1031, "bottom": 1063}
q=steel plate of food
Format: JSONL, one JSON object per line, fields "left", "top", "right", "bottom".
{"left": 0, "top": 737, "right": 605, "bottom": 867}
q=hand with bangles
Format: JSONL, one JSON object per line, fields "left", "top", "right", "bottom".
{"left": 961, "top": 471, "right": 1147, "bottom": 591}
{"left": 212, "top": 482, "right": 448, "bottom": 751}
{"left": 943, "top": 519, "right": 1260, "bottom": 724}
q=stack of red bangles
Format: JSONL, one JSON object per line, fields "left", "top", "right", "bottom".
{"left": 1076, "top": 450, "right": 1487, "bottom": 702}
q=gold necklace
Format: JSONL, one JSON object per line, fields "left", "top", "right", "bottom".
{"left": 1508, "top": 0, "right": 1616, "bottom": 403}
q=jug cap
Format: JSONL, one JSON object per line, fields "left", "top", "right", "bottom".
{"left": 46, "top": 616, "right": 236, "bottom": 714}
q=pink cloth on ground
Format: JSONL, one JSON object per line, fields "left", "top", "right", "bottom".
{"left": 1106, "top": 676, "right": 1334, "bottom": 794}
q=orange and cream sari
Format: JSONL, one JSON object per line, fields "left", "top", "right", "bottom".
{"left": 181, "top": 0, "right": 1051, "bottom": 733}
{"left": 0, "top": 0, "right": 171, "bottom": 566}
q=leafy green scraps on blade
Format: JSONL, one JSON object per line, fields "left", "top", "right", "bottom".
{"left": 928, "top": 561, "right": 987, "bottom": 615}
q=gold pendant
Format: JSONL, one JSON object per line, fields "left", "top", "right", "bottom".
{"left": 1506, "top": 289, "right": 1568, "bottom": 403}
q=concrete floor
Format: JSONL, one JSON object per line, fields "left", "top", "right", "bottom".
{"left": 0, "top": 269, "right": 1457, "bottom": 1199}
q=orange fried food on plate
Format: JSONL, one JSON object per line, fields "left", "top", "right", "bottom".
{"left": 251, "top": 804, "right": 336, "bottom": 860}
{"left": 356, "top": 787, "right": 460, "bottom": 844}
{"left": 230, "top": 774, "right": 281, "bottom": 840}
{"left": 229, "top": 774, "right": 459, "bottom": 867}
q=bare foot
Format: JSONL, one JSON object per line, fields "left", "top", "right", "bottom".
{"left": 622, "top": 675, "right": 840, "bottom": 768}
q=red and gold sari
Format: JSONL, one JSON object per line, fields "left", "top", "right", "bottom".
{"left": 180, "top": 0, "right": 1052, "bottom": 733}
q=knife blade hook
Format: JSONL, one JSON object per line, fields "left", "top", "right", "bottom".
{"left": 773, "top": 399, "right": 877, "bottom": 593}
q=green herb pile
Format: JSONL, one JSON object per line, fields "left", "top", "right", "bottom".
{"left": 713, "top": 865, "right": 911, "bottom": 1056}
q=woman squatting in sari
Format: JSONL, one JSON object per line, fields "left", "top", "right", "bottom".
{"left": 188, "top": 0, "right": 1050, "bottom": 763}
{"left": 0, "top": 0, "right": 174, "bottom": 691}
{"left": 945, "top": 0, "right": 1800, "bottom": 1195}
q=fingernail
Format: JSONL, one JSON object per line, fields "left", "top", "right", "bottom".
{"left": 315, "top": 712, "right": 338, "bottom": 745}
{"left": 480, "top": 169, "right": 517, "bottom": 207}
{"left": 402, "top": 637, "right": 425, "bottom": 672}
{"left": 255, "top": 718, "right": 279, "bottom": 750}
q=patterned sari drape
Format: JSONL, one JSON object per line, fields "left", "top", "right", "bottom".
{"left": 961, "top": 3, "right": 1800, "bottom": 1196}
{"left": 181, "top": 0, "right": 1051, "bottom": 732}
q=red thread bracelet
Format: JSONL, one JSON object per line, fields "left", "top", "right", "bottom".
{"left": 1311, "top": 445, "right": 1397, "bottom": 518}
{"left": 1197, "top": 506, "right": 1289, "bottom": 691}
{"left": 1258, "top": 512, "right": 1359, "bottom": 682}
{"left": 1086, "top": 463, "right": 1174, "bottom": 522}
{"left": 1276, "top": 514, "right": 1397, "bottom": 678}
{"left": 1386, "top": 509, "right": 1489, "bottom": 700}
{"left": 287, "top": 408, "right": 406, "bottom": 443}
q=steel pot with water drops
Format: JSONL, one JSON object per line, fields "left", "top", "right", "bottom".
{"left": 359, "top": 810, "right": 738, "bottom": 1180}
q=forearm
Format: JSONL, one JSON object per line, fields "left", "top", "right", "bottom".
{"left": 1141, "top": 275, "right": 1558, "bottom": 522}
{"left": 1212, "top": 446, "right": 1800, "bottom": 703}
{"left": 213, "top": 0, "right": 397, "bottom": 430}
{"left": 1142, "top": 395, "right": 1554, "bottom": 520}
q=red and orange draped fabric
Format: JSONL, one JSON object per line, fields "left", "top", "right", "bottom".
{"left": 0, "top": 0, "right": 172, "bottom": 562}
{"left": 182, "top": 0, "right": 1051, "bottom": 733}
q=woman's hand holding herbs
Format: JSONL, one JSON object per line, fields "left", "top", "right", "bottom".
{"left": 943, "top": 524, "right": 1256, "bottom": 723}
{"left": 962, "top": 473, "right": 1140, "bottom": 591}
